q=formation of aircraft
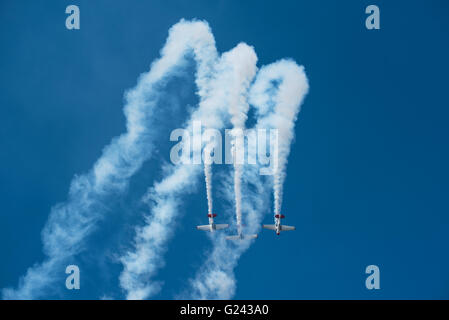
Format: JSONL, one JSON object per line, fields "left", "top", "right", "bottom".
{"left": 196, "top": 213, "right": 295, "bottom": 239}
{"left": 198, "top": 137, "right": 296, "bottom": 239}
{"left": 196, "top": 213, "right": 229, "bottom": 232}
{"left": 262, "top": 214, "right": 295, "bottom": 235}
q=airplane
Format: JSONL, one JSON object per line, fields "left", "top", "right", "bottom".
{"left": 196, "top": 213, "right": 229, "bottom": 232}
{"left": 262, "top": 214, "right": 295, "bottom": 235}
{"left": 226, "top": 225, "right": 258, "bottom": 241}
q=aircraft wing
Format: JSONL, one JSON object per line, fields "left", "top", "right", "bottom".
{"left": 196, "top": 225, "right": 211, "bottom": 231}
{"left": 280, "top": 225, "right": 295, "bottom": 231}
{"left": 214, "top": 224, "right": 229, "bottom": 230}
{"left": 245, "top": 234, "right": 258, "bottom": 239}
{"left": 226, "top": 234, "right": 258, "bottom": 240}
{"left": 262, "top": 224, "right": 276, "bottom": 230}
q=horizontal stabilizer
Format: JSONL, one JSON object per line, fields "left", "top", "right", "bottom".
{"left": 274, "top": 214, "right": 285, "bottom": 219}
{"left": 262, "top": 224, "right": 276, "bottom": 230}
{"left": 208, "top": 213, "right": 217, "bottom": 218}
{"left": 280, "top": 225, "right": 295, "bottom": 231}
{"left": 214, "top": 224, "right": 229, "bottom": 230}
{"left": 196, "top": 225, "right": 211, "bottom": 232}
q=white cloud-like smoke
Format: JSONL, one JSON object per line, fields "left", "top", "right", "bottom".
{"left": 2, "top": 19, "right": 217, "bottom": 300}
{"left": 183, "top": 60, "right": 309, "bottom": 299}
{"left": 182, "top": 163, "right": 269, "bottom": 299}
{"left": 119, "top": 42, "right": 258, "bottom": 300}
{"left": 3, "top": 19, "right": 308, "bottom": 300}
{"left": 249, "top": 60, "right": 309, "bottom": 217}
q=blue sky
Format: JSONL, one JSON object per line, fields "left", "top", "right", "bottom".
{"left": 1, "top": 0, "right": 449, "bottom": 299}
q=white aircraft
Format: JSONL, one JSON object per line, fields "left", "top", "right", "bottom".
{"left": 226, "top": 225, "right": 258, "bottom": 241}
{"left": 196, "top": 213, "right": 229, "bottom": 232}
{"left": 262, "top": 214, "right": 295, "bottom": 235}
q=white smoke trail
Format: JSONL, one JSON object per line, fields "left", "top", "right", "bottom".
{"left": 227, "top": 43, "right": 258, "bottom": 230}
{"left": 119, "top": 43, "right": 258, "bottom": 300}
{"left": 234, "top": 163, "right": 243, "bottom": 227}
{"left": 249, "top": 59, "right": 309, "bottom": 217}
{"left": 118, "top": 18, "right": 222, "bottom": 300}
{"left": 183, "top": 59, "right": 308, "bottom": 299}
{"left": 1, "top": 19, "right": 217, "bottom": 300}
{"left": 119, "top": 164, "right": 203, "bottom": 300}
{"left": 204, "top": 164, "right": 213, "bottom": 215}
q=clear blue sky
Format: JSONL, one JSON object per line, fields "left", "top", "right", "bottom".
{"left": 1, "top": 0, "right": 448, "bottom": 299}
